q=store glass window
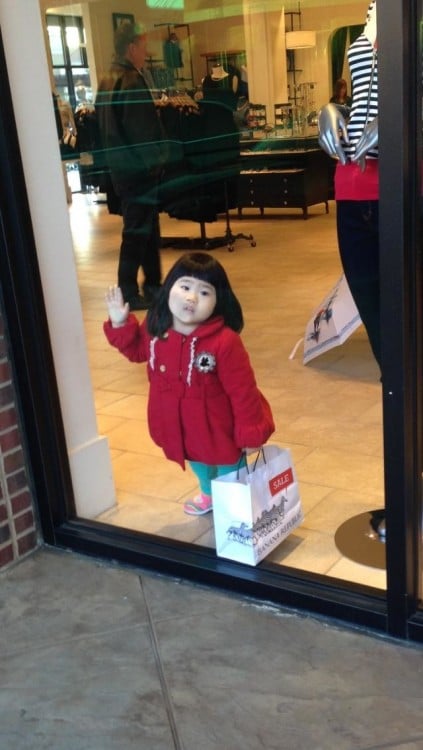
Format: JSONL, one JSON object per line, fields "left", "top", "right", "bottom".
{"left": 39, "top": 0, "right": 390, "bottom": 594}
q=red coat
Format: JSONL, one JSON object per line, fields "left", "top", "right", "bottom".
{"left": 104, "top": 314, "right": 275, "bottom": 469}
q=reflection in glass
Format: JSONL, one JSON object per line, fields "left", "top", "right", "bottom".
{"left": 40, "top": 0, "right": 385, "bottom": 590}
{"left": 47, "top": 24, "right": 65, "bottom": 66}
{"left": 46, "top": 12, "right": 90, "bottom": 107}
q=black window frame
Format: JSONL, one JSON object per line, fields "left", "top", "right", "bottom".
{"left": 378, "top": 0, "right": 423, "bottom": 639}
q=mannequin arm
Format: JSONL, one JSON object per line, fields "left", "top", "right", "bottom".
{"left": 318, "top": 103, "right": 349, "bottom": 164}
{"left": 351, "top": 116, "right": 379, "bottom": 170}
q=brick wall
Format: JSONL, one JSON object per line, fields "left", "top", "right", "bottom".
{"left": 0, "top": 310, "right": 39, "bottom": 570}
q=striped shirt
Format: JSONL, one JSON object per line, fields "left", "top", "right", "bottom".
{"left": 344, "top": 35, "right": 378, "bottom": 160}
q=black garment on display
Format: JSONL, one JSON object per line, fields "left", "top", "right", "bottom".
{"left": 74, "top": 106, "right": 109, "bottom": 193}
{"left": 158, "top": 95, "right": 254, "bottom": 251}
{"left": 201, "top": 76, "right": 237, "bottom": 112}
{"left": 159, "top": 96, "right": 240, "bottom": 224}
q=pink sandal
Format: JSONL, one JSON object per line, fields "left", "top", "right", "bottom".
{"left": 183, "top": 494, "right": 212, "bottom": 516}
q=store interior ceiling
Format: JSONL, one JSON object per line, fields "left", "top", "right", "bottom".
{"left": 44, "top": 0, "right": 358, "bottom": 18}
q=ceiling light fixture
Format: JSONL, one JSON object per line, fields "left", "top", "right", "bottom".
{"left": 285, "top": 30, "right": 316, "bottom": 50}
{"left": 285, "top": 3, "right": 316, "bottom": 49}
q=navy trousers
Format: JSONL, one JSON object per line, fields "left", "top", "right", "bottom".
{"left": 336, "top": 200, "right": 381, "bottom": 368}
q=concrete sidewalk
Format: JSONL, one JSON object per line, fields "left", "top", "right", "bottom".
{"left": 1, "top": 547, "right": 423, "bottom": 750}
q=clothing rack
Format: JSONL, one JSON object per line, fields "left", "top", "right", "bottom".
{"left": 161, "top": 181, "right": 255, "bottom": 253}
{"left": 158, "top": 102, "right": 255, "bottom": 252}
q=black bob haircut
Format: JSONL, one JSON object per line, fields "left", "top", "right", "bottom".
{"left": 147, "top": 252, "right": 244, "bottom": 336}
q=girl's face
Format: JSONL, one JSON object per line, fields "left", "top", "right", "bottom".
{"left": 169, "top": 275, "right": 217, "bottom": 334}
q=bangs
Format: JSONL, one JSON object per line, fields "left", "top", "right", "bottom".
{"left": 169, "top": 253, "right": 229, "bottom": 290}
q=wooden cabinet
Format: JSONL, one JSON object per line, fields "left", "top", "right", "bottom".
{"left": 237, "top": 146, "right": 330, "bottom": 219}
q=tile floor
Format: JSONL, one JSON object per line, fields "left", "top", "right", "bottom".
{"left": 4, "top": 548, "right": 423, "bottom": 750}
{"left": 69, "top": 193, "right": 385, "bottom": 590}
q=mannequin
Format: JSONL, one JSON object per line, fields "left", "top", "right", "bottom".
{"left": 319, "top": 2, "right": 384, "bottom": 539}
{"left": 319, "top": 1, "right": 380, "bottom": 368}
{"left": 202, "top": 64, "right": 238, "bottom": 110}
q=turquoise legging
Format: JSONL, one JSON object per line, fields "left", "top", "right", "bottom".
{"left": 189, "top": 456, "right": 246, "bottom": 496}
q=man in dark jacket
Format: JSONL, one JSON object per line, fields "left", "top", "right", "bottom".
{"left": 96, "top": 21, "right": 166, "bottom": 310}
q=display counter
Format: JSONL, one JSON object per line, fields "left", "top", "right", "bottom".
{"left": 238, "top": 138, "right": 334, "bottom": 218}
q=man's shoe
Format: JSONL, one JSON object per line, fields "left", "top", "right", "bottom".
{"left": 127, "top": 294, "right": 151, "bottom": 311}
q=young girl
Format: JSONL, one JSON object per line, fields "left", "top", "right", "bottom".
{"left": 104, "top": 252, "right": 275, "bottom": 515}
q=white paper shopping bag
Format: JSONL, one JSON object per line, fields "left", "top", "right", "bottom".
{"left": 211, "top": 444, "right": 303, "bottom": 566}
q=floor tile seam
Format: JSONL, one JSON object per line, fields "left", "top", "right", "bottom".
{"left": 0, "top": 621, "right": 152, "bottom": 659}
{"left": 138, "top": 575, "right": 184, "bottom": 750}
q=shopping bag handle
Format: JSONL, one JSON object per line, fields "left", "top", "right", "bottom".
{"left": 240, "top": 447, "right": 266, "bottom": 477}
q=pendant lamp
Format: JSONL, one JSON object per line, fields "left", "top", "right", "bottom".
{"left": 285, "top": 2, "right": 316, "bottom": 50}
{"left": 285, "top": 30, "right": 316, "bottom": 50}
